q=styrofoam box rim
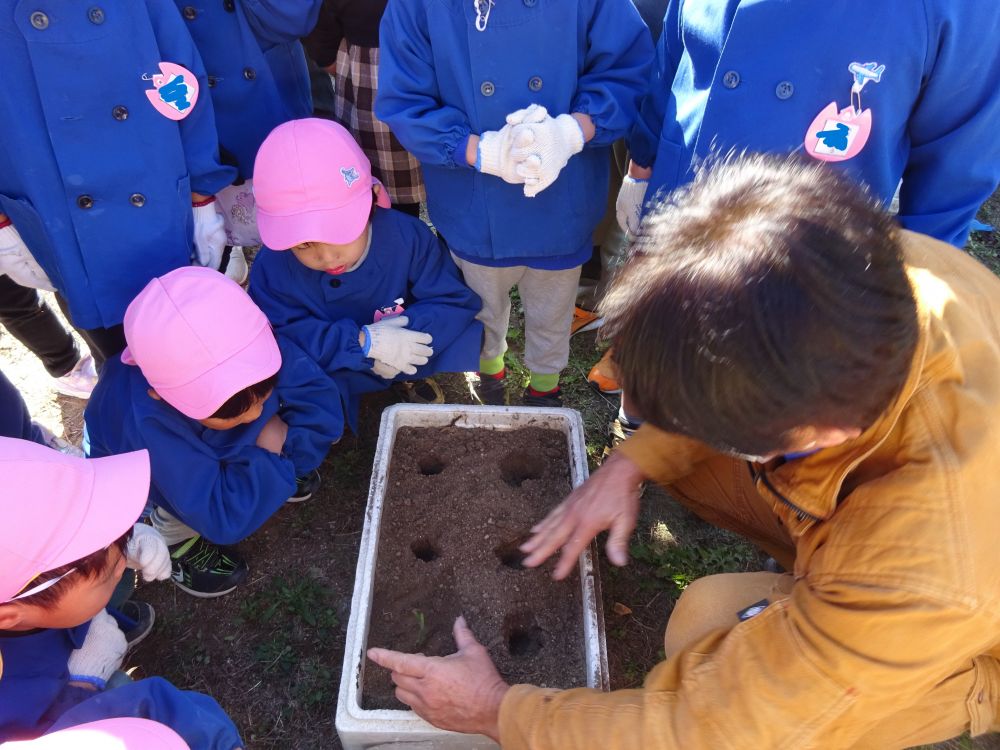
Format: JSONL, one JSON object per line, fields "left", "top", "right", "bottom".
{"left": 336, "top": 405, "right": 608, "bottom": 749}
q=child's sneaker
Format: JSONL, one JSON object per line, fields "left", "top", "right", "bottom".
{"left": 392, "top": 377, "right": 445, "bottom": 404}
{"left": 571, "top": 306, "right": 604, "bottom": 336}
{"left": 52, "top": 353, "right": 98, "bottom": 400}
{"left": 522, "top": 386, "right": 563, "bottom": 408}
{"left": 220, "top": 246, "right": 249, "bottom": 285}
{"left": 289, "top": 469, "right": 321, "bottom": 502}
{"left": 169, "top": 536, "right": 248, "bottom": 598}
{"left": 475, "top": 371, "right": 507, "bottom": 406}
{"left": 587, "top": 348, "right": 621, "bottom": 395}
{"left": 108, "top": 600, "right": 155, "bottom": 651}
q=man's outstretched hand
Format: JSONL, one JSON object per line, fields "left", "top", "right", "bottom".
{"left": 367, "top": 616, "right": 510, "bottom": 742}
{"left": 520, "top": 450, "right": 645, "bottom": 580}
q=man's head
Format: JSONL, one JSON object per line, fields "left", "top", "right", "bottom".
{"left": 253, "top": 118, "right": 391, "bottom": 272}
{"left": 601, "top": 155, "right": 918, "bottom": 458}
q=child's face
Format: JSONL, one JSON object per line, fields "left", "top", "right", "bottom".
{"left": 291, "top": 228, "right": 369, "bottom": 275}
{"left": 197, "top": 389, "right": 273, "bottom": 431}
{"left": 0, "top": 546, "right": 127, "bottom": 630}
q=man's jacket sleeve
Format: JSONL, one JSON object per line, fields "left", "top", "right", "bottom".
{"left": 614, "top": 423, "right": 715, "bottom": 485}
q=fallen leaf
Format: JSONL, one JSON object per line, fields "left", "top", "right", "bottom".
{"left": 612, "top": 602, "right": 632, "bottom": 616}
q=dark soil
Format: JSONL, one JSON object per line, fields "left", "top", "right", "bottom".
{"left": 363, "top": 425, "right": 586, "bottom": 709}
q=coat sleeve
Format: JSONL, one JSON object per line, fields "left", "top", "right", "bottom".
{"left": 375, "top": 1, "right": 474, "bottom": 168}
{"left": 249, "top": 251, "right": 372, "bottom": 374}
{"left": 627, "top": 0, "right": 683, "bottom": 168}
{"left": 242, "top": 0, "right": 323, "bottom": 44}
{"left": 276, "top": 336, "right": 344, "bottom": 475}
{"left": 571, "top": 0, "right": 654, "bottom": 146}
{"left": 140, "top": 408, "right": 296, "bottom": 545}
{"left": 145, "top": 0, "right": 237, "bottom": 195}
{"left": 613, "top": 423, "right": 716, "bottom": 485}
{"left": 500, "top": 535, "right": 994, "bottom": 749}
{"left": 896, "top": 0, "right": 1000, "bottom": 247}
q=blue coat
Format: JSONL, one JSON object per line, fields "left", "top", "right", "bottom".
{"left": 249, "top": 209, "right": 483, "bottom": 428}
{"left": 0, "top": 624, "right": 240, "bottom": 749}
{"left": 375, "top": 0, "right": 652, "bottom": 266}
{"left": 0, "top": 369, "right": 44, "bottom": 444}
{"left": 0, "top": 0, "right": 236, "bottom": 329}
{"left": 630, "top": 0, "right": 1000, "bottom": 248}
{"left": 83, "top": 337, "right": 343, "bottom": 544}
{"left": 173, "top": 0, "right": 321, "bottom": 178}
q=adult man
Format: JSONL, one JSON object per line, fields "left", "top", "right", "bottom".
{"left": 369, "top": 156, "right": 1000, "bottom": 748}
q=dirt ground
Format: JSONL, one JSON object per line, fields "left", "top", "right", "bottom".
{"left": 2, "top": 189, "right": 998, "bottom": 748}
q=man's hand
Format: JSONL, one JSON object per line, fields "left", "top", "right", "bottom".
{"left": 520, "top": 450, "right": 645, "bottom": 580}
{"left": 367, "top": 616, "right": 510, "bottom": 742}
{"left": 256, "top": 413, "right": 288, "bottom": 454}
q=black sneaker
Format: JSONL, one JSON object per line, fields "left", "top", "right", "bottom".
{"left": 169, "top": 536, "right": 248, "bottom": 598}
{"left": 601, "top": 415, "right": 640, "bottom": 463}
{"left": 522, "top": 386, "right": 563, "bottom": 408}
{"left": 392, "top": 378, "right": 445, "bottom": 404}
{"left": 108, "top": 600, "right": 155, "bottom": 651}
{"left": 289, "top": 469, "right": 321, "bottom": 503}
{"left": 476, "top": 373, "right": 507, "bottom": 405}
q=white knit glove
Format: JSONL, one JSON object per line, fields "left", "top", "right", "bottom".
{"left": 68, "top": 610, "right": 127, "bottom": 689}
{"left": 511, "top": 112, "right": 585, "bottom": 197}
{"left": 362, "top": 316, "right": 433, "bottom": 376}
{"left": 192, "top": 201, "right": 226, "bottom": 270}
{"left": 371, "top": 359, "right": 402, "bottom": 380}
{"left": 0, "top": 224, "right": 56, "bottom": 291}
{"left": 615, "top": 176, "right": 649, "bottom": 235}
{"left": 476, "top": 104, "right": 550, "bottom": 184}
{"left": 125, "top": 523, "right": 172, "bottom": 582}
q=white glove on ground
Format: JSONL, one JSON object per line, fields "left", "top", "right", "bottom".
{"left": 371, "top": 359, "right": 402, "bottom": 380}
{"left": 0, "top": 224, "right": 56, "bottom": 291}
{"left": 476, "top": 104, "right": 550, "bottom": 184}
{"left": 68, "top": 610, "right": 127, "bottom": 688}
{"left": 362, "top": 316, "right": 433, "bottom": 376}
{"left": 615, "top": 176, "right": 649, "bottom": 235}
{"left": 511, "top": 112, "right": 585, "bottom": 197}
{"left": 192, "top": 202, "right": 226, "bottom": 270}
{"left": 125, "top": 523, "right": 172, "bottom": 582}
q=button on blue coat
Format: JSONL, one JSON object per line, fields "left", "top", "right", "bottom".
{"left": 173, "top": 0, "right": 321, "bottom": 178}
{"left": 630, "top": 0, "right": 1000, "bottom": 248}
{"left": 0, "top": 0, "right": 236, "bottom": 329}
{"left": 375, "top": 0, "right": 653, "bottom": 265}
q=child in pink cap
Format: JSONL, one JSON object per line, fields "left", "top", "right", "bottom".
{"left": 248, "top": 118, "right": 482, "bottom": 416}
{"left": 84, "top": 267, "right": 344, "bottom": 598}
{"left": 0, "top": 438, "right": 242, "bottom": 750}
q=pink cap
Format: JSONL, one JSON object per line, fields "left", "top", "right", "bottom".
{"left": 253, "top": 118, "right": 391, "bottom": 250}
{"left": 0, "top": 438, "right": 149, "bottom": 602}
{"left": 121, "top": 266, "right": 281, "bottom": 420}
{"left": 0, "top": 718, "right": 189, "bottom": 749}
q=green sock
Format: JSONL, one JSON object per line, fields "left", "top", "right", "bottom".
{"left": 479, "top": 354, "right": 505, "bottom": 376}
{"left": 529, "top": 372, "right": 559, "bottom": 392}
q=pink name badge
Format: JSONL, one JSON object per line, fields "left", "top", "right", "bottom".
{"left": 804, "top": 102, "right": 872, "bottom": 162}
{"left": 373, "top": 298, "right": 406, "bottom": 323}
{"left": 144, "top": 62, "right": 199, "bottom": 121}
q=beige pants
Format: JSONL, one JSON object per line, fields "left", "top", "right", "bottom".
{"left": 661, "top": 459, "right": 1000, "bottom": 748}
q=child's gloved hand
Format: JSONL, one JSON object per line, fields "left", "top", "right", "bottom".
{"left": 68, "top": 610, "right": 127, "bottom": 690}
{"left": 371, "top": 359, "right": 402, "bottom": 380}
{"left": 0, "top": 223, "right": 56, "bottom": 291}
{"left": 476, "top": 104, "right": 549, "bottom": 184}
{"left": 511, "top": 112, "right": 585, "bottom": 197}
{"left": 192, "top": 201, "right": 226, "bottom": 271}
{"left": 125, "top": 523, "right": 172, "bottom": 582}
{"left": 615, "top": 176, "right": 649, "bottom": 235}
{"left": 362, "top": 316, "right": 433, "bottom": 376}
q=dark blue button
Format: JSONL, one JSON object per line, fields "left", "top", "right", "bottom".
{"left": 30, "top": 11, "right": 49, "bottom": 29}
{"left": 88, "top": 6, "right": 105, "bottom": 24}
{"left": 528, "top": 76, "right": 543, "bottom": 92}
{"left": 722, "top": 70, "right": 740, "bottom": 89}
{"left": 523, "top": 0, "right": 537, "bottom": 6}
{"left": 329, "top": 278, "right": 341, "bottom": 288}
{"left": 480, "top": 81, "right": 495, "bottom": 97}
{"left": 775, "top": 81, "right": 794, "bottom": 100}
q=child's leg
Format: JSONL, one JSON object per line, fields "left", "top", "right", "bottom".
{"left": 518, "top": 265, "right": 583, "bottom": 391}
{"left": 149, "top": 506, "right": 197, "bottom": 546}
{"left": 450, "top": 255, "right": 523, "bottom": 373}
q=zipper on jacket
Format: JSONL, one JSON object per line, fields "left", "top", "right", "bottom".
{"left": 746, "top": 461, "right": 822, "bottom": 523}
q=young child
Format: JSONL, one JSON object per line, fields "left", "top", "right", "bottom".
{"left": 0, "top": 438, "right": 241, "bottom": 750}
{"left": 248, "top": 118, "right": 482, "bottom": 417}
{"left": 84, "top": 267, "right": 343, "bottom": 598}
{"left": 374, "top": 0, "right": 652, "bottom": 406}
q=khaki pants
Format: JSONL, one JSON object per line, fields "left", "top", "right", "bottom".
{"left": 661, "top": 457, "right": 1000, "bottom": 748}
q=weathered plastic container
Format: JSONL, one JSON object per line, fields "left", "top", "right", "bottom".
{"left": 336, "top": 404, "right": 609, "bottom": 750}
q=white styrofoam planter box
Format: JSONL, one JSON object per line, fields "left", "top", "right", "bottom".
{"left": 337, "top": 404, "right": 609, "bottom": 750}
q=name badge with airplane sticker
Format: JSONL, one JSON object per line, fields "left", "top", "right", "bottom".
{"left": 144, "top": 62, "right": 199, "bottom": 121}
{"left": 804, "top": 61, "right": 884, "bottom": 163}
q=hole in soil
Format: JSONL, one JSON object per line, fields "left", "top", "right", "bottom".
{"left": 504, "top": 611, "right": 544, "bottom": 657}
{"left": 418, "top": 455, "right": 445, "bottom": 476}
{"left": 410, "top": 538, "right": 440, "bottom": 562}
{"left": 499, "top": 450, "right": 545, "bottom": 488}
{"left": 494, "top": 536, "right": 530, "bottom": 570}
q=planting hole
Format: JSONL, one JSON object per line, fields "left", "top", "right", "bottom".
{"left": 504, "top": 611, "right": 544, "bottom": 657}
{"left": 494, "top": 536, "right": 530, "bottom": 570}
{"left": 418, "top": 455, "right": 445, "bottom": 476}
{"left": 499, "top": 450, "right": 545, "bottom": 488}
{"left": 410, "top": 538, "right": 440, "bottom": 562}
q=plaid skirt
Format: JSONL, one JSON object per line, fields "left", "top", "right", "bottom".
{"left": 334, "top": 41, "right": 426, "bottom": 205}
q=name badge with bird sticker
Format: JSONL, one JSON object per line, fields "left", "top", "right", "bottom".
{"left": 144, "top": 62, "right": 200, "bottom": 121}
{"left": 804, "top": 61, "right": 884, "bottom": 162}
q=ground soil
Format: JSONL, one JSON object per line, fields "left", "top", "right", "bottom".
{"left": 364, "top": 426, "right": 585, "bottom": 709}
